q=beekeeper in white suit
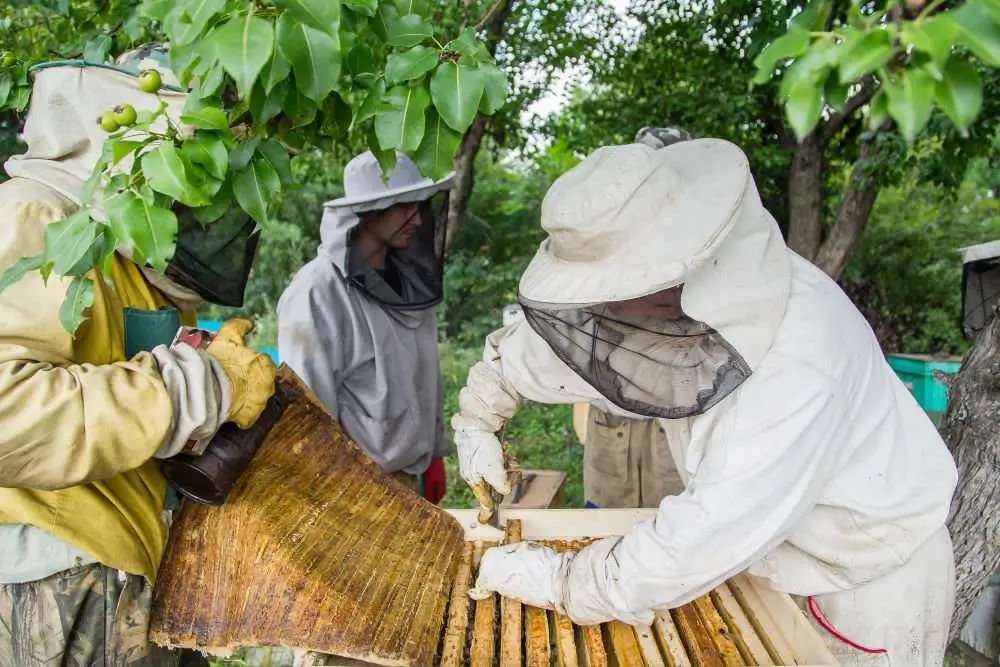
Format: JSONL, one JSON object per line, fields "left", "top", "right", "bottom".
{"left": 454, "top": 139, "right": 958, "bottom": 665}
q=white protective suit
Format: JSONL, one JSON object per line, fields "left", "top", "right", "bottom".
{"left": 455, "top": 140, "right": 958, "bottom": 665}
{"left": 277, "top": 153, "right": 453, "bottom": 475}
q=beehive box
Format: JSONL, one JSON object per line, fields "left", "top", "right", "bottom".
{"left": 318, "top": 509, "right": 839, "bottom": 667}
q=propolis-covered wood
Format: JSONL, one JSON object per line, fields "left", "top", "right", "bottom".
{"left": 149, "top": 366, "right": 465, "bottom": 667}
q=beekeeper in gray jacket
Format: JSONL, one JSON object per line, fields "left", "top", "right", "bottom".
{"left": 277, "top": 151, "right": 454, "bottom": 501}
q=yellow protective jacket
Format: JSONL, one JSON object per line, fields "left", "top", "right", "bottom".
{"left": 0, "top": 177, "right": 191, "bottom": 582}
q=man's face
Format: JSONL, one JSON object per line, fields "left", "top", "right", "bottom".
{"left": 606, "top": 286, "right": 685, "bottom": 320}
{"left": 361, "top": 202, "right": 421, "bottom": 250}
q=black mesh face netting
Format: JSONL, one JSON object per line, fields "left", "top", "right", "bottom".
{"left": 164, "top": 205, "right": 260, "bottom": 308}
{"left": 521, "top": 301, "right": 752, "bottom": 419}
{"left": 347, "top": 191, "right": 449, "bottom": 310}
{"left": 961, "top": 255, "right": 1000, "bottom": 339}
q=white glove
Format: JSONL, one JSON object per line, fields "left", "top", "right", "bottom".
{"left": 455, "top": 427, "right": 511, "bottom": 494}
{"left": 471, "top": 539, "right": 657, "bottom": 627}
{"left": 469, "top": 542, "right": 573, "bottom": 611}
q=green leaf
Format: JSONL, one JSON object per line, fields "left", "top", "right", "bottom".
{"left": 60, "top": 277, "right": 95, "bottom": 335}
{"left": 260, "top": 47, "right": 292, "bottom": 94}
{"left": 790, "top": 0, "right": 828, "bottom": 30}
{"left": 785, "top": 79, "right": 824, "bottom": 142}
{"left": 286, "top": 85, "right": 320, "bottom": 126}
{"left": 250, "top": 78, "right": 288, "bottom": 123}
{"left": 376, "top": 84, "right": 430, "bottom": 152}
{"left": 123, "top": 196, "right": 178, "bottom": 273}
{"left": 445, "top": 27, "right": 489, "bottom": 61}
{"left": 348, "top": 45, "right": 378, "bottom": 88}
{"left": 141, "top": 142, "right": 210, "bottom": 207}
{"left": 277, "top": 12, "right": 342, "bottom": 103}
{"left": 181, "top": 136, "right": 229, "bottom": 181}
{"left": 415, "top": 108, "right": 460, "bottom": 180}
{"left": 935, "top": 57, "right": 983, "bottom": 136}
{"left": 170, "top": 0, "right": 226, "bottom": 45}
{"left": 212, "top": 12, "right": 275, "bottom": 93}
{"left": 367, "top": 126, "right": 397, "bottom": 178}
{"left": 193, "top": 63, "right": 226, "bottom": 100}
{"left": 837, "top": 29, "right": 893, "bottom": 85}
{"left": 43, "top": 209, "right": 98, "bottom": 276}
{"left": 0, "top": 75, "right": 11, "bottom": 108}
{"left": 948, "top": 2, "right": 1000, "bottom": 67}
{"left": 901, "top": 17, "right": 958, "bottom": 69}
{"left": 259, "top": 139, "right": 293, "bottom": 184}
{"left": 394, "top": 0, "right": 429, "bottom": 16}
{"left": 180, "top": 107, "right": 230, "bottom": 130}
{"left": 273, "top": 0, "right": 341, "bottom": 35}
{"left": 478, "top": 63, "right": 507, "bottom": 114}
{"left": 142, "top": 0, "right": 173, "bottom": 21}
{"left": 194, "top": 180, "right": 235, "bottom": 224}
{"left": 752, "top": 28, "right": 811, "bottom": 85}
{"left": 0, "top": 255, "right": 44, "bottom": 294}
{"left": 353, "top": 79, "right": 386, "bottom": 129}
{"left": 824, "top": 75, "right": 848, "bottom": 111}
{"left": 386, "top": 46, "right": 439, "bottom": 85}
{"left": 884, "top": 68, "right": 936, "bottom": 143}
{"left": 102, "top": 185, "right": 135, "bottom": 255}
{"left": 343, "top": 0, "right": 378, "bottom": 16}
{"left": 778, "top": 38, "right": 836, "bottom": 101}
{"left": 108, "top": 140, "right": 146, "bottom": 166}
{"left": 83, "top": 34, "right": 112, "bottom": 63}
{"left": 388, "top": 14, "right": 433, "bottom": 48}
{"left": 230, "top": 136, "right": 262, "bottom": 170}
{"left": 430, "top": 62, "right": 485, "bottom": 133}
{"left": 372, "top": 3, "right": 400, "bottom": 41}
{"left": 233, "top": 156, "right": 281, "bottom": 226}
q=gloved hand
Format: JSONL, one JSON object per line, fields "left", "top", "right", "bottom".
{"left": 455, "top": 427, "right": 512, "bottom": 495}
{"left": 423, "top": 457, "right": 447, "bottom": 505}
{"left": 470, "top": 542, "right": 573, "bottom": 610}
{"left": 206, "top": 319, "right": 277, "bottom": 429}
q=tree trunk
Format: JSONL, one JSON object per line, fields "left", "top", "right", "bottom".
{"left": 445, "top": 113, "right": 490, "bottom": 255}
{"left": 814, "top": 136, "right": 879, "bottom": 280}
{"left": 444, "top": 0, "right": 514, "bottom": 256}
{"left": 786, "top": 134, "right": 824, "bottom": 261}
{"left": 941, "top": 308, "right": 1000, "bottom": 639}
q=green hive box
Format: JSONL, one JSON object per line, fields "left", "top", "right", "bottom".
{"left": 887, "top": 354, "right": 962, "bottom": 425}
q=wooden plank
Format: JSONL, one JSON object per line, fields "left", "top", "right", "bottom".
{"left": 448, "top": 509, "right": 658, "bottom": 541}
{"left": 471, "top": 541, "right": 497, "bottom": 667}
{"left": 653, "top": 612, "right": 692, "bottom": 667}
{"left": 554, "top": 613, "right": 580, "bottom": 667}
{"left": 579, "top": 625, "right": 609, "bottom": 667}
{"left": 526, "top": 605, "right": 551, "bottom": 667}
{"left": 736, "top": 576, "right": 838, "bottom": 666}
{"left": 710, "top": 588, "right": 774, "bottom": 666}
{"left": 634, "top": 622, "right": 667, "bottom": 667}
{"left": 672, "top": 605, "right": 725, "bottom": 667}
{"left": 605, "top": 621, "right": 647, "bottom": 667}
{"left": 726, "top": 578, "right": 790, "bottom": 666}
{"left": 692, "top": 596, "right": 745, "bottom": 666}
{"left": 439, "top": 542, "right": 475, "bottom": 667}
{"left": 500, "top": 521, "right": 524, "bottom": 667}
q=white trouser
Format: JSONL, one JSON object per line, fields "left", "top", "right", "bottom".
{"left": 803, "top": 527, "right": 954, "bottom": 667}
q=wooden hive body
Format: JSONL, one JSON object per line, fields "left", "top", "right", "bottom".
{"left": 150, "top": 368, "right": 465, "bottom": 667}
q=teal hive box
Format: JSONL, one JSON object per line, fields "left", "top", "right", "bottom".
{"left": 886, "top": 354, "right": 962, "bottom": 422}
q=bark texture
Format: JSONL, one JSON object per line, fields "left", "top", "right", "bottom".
{"left": 444, "top": 0, "right": 515, "bottom": 255}
{"left": 941, "top": 309, "right": 1000, "bottom": 639}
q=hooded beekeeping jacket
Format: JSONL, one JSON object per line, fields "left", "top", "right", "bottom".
{"left": 277, "top": 154, "right": 453, "bottom": 475}
{"left": 0, "top": 54, "right": 230, "bottom": 584}
{"left": 453, "top": 139, "right": 957, "bottom": 618}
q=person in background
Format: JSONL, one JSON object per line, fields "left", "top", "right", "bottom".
{"left": 0, "top": 44, "right": 276, "bottom": 666}
{"left": 454, "top": 138, "right": 956, "bottom": 665}
{"left": 573, "top": 126, "right": 693, "bottom": 509}
{"left": 277, "top": 152, "right": 453, "bottom": 503}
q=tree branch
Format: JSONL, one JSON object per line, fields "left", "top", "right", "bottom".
{"left": 475, "top": 0, "right": 511, "bottom": 32}
{"left": 819, "top": 77, "right": 877, "bottom": 145}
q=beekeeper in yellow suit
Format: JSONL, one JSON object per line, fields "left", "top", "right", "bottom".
{"left": 455, "top": 139, "right": 957, "bottom": 665}
{"left": 0, "top": 45, "right": 276, "bottom": 666}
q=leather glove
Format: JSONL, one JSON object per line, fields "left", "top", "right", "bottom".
{"left": 455, "top": 427, "right": 512, "bottom": 495}
{"left": 470, "top": 542, "right": 573, "bottom": 611}
{"left": 206, "top": 319, "right": 277, "bottom": 429}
